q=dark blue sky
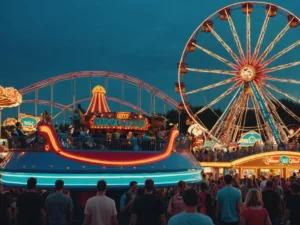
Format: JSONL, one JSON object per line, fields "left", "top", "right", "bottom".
{"left": 0, "top": 0, "right": 299, "bottom": 121}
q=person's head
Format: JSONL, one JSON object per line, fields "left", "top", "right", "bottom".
{"left": 266, "top": 180, "right": 273, "bottom": 189}
{"left": 183, "top": 188, "right": 199, "bottom": 207}
{"left": 202, "top": 174, "right": 206, "bottom": 180}
{"left": 224, "top": 175, "right": 233, "bottom": 185}
{"left": 27, "top": 177, "right": 37, "bottom": 189}
{"left": 289, "top": 176, "right": 296, "bottom": 184}
{"left": 55, "top": 180, "right": 64, "bottom": 191}
{"left": 247, "top": 179, "right": 253, "bottom": 188}
{"left": 97, "top": 180, "right": 107, "bottom": 192}
{"left": 245, "top": 189, "right": 263, "bottom": 207}
{"left": 144, "top": 179, "right": 154, "bottom": 193}
{"left": 290, "top": 183, "right": 300, "bottom": 194}
{"left": 177, "top": 180, "right": 187, "bottom": 194}
{"left": 129, "top": 181, "right": 138, "bottom": 193}
{"left": 261, "top": 176, "right": 266, "bottom": 181}
{"left": 200, "top": 182, "right": 208, "bottom": 192}
{"left": 15, "top": 122, "right": 21, "bottom": 128}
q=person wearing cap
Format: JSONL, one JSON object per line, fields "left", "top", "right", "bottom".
{"left": 130, "top": 179, "right": 166, "bottom": 225}
{"left": 83, "top": 180, "right": 118, "bottom": 225}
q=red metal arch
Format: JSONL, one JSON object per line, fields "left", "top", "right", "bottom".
{"left": 19, "top": 71, "right": 178, "bottom": 109}
{"left": 22, "top": 97, "right": 149, "bottom": 117}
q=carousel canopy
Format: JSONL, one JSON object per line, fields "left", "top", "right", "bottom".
{"left": 0, "top": 86, "right": 22, "bottom": 108}
{"left": 85, "top": 85, "right": 110, "bottom": 115}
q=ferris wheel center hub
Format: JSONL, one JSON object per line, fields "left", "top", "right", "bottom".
{"left": 240, "top": 65, "right": 256, "bottom": 82}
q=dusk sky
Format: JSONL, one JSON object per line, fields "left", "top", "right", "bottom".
{"left": 0, "top": 0, "right": 299, "bottom": 121}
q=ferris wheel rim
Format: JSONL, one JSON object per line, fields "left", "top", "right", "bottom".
{"left": 177, "top": 1, "right": 300, "bottom": 145}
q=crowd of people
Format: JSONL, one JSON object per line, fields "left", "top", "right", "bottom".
{"left": 1, "top": 173, "right": 300, "bottom": 225}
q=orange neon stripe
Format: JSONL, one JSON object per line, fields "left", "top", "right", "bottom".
{"left": 40, "top": 126, "right": 178, "bottom": 166}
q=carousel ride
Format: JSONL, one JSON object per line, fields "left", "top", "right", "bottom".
{"left": 177, "top": 1, "right": 300, "bottom": 149}
{"left": 0, "top": 85, "right": 202, "bottom": 190}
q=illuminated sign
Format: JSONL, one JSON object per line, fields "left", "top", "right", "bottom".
{"left": 116, "top": 112, "right": 130, "bottom": 120}
{"left": 263, "top": 155, "right": 300, "bottom": 166}
{"left": 93, "top": 118, "right": 146, "bottom": 128}
{"left": 19, "top": 114, "right": 40, "bottom": 132}
{"left": 238, "top": 131, "right": 261, "bottom": 146}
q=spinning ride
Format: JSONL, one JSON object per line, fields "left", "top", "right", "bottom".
{"left": 177, "top": 1, "right": 300, "bottom": 145}
{"left": 0, "top": 85, "right": 201, "bottom": 190}
{"left": 0, "top": 86, "right": 22, "bottom": 138}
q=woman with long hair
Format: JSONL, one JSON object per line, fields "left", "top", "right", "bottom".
{"left": 240, "top": 189, "right": 272, "bottom": 225}
{"left": 198, "top": 182, "right": 213, "bottom": 219}
{"left": 167, "top": 181, "right": 187, "bottom": 218}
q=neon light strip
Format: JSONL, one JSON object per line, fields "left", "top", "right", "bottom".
{"left": 250, "top": 82, "right": 281, "bottom": 143}
{"left": 0, "top": 170, "right": 202, "bottom": 187}
{"left": 40, "top": 125, "right": 178, "bottom": 166}
{"left": 1, "top": 171, "right": 200, "bottom": 179}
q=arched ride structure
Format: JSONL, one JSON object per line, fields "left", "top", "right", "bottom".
{"left": 18, "top": 71, "right": 178, "bottom": 119}
{"left": 22, "top": 97, "right": 149, "bottom": 123}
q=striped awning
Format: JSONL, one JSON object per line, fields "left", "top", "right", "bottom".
{"left": 85, "top": 85, "right": 110, "bottom": 114}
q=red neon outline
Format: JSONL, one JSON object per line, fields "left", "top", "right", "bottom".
{"left": 38, "top": 123, "right": 179, "bottom": 166}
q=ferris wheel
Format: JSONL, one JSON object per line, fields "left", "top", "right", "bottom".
{"left": 177, "top": 1, "right": 300, "bottom": 145}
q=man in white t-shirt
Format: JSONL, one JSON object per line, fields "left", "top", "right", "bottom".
{"left": 260, "top": 176, "right": 267, "bottom": 192}
{"left": 83, "top": 180, "right": 118, "bottom": 225}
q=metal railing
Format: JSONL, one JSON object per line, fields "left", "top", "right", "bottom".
{"left": 195, "top": 144, "right": 300, "bottom": 162}
{"left": 57, "top": 134, "right": 191, "bottom": 152}
{"left": 7, "top": 136, "right": 46, "bottom": 151}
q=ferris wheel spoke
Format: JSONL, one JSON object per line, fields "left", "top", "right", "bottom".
{"left": 210, "top": 85, "right": 244, "bottom": 135}
{"left": 187, "top": 68, "right": 237, "bottom": 76}
{"left": 265, "top": 83, "right": 300, "bottom": 104}
{"left": 225, "top": 11, "right": 247, "bottom": 64}
{"left": 256, "top": 21, "right": 292, "bottom": 65}
{"left": 194, "top": 83, "right": 239, "bottom": 116}
{"left": 246, "top": 5, "right": 251, "bottom": 63}
{"left": 251, "top": 7, "right": 271, "bottom": 63}
{"left": 193, "top": 44, "right": 239, "bottom": 70}
{"left": 185, "top": 78, "right": 236, "bottom": 95}
{"left": 207, "top": 24, "right": 242, "bottom": 66}
{"left": 261, "top": 61, "right": 300, "bottom": 74}
{"left": 264, "top": 76, "right": 300, "bottom": 85}
{"left": 260, "top": 41, "right": 300, "bottom": 69}
{"left": 250, "top": 82, "right": 282, "bottom": 143}
{"left": 263, "top": 88, "right": 300, "bottom": 123}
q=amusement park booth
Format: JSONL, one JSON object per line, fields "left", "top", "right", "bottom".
{"left": 201, "top": 151, "right": 300, "bottom": 178}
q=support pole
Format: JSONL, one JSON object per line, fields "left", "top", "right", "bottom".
{"left": 164, "top": 101, "right": 167, "bottom": 117}
{"left": 138, "top": 85, "right": 142, "bottom": 113}
{"left": 72, "top": 78, "right": 76, "bottom": 110}
{"left": 150, "top": 92, "right": 153, "bottom": 115}
{"left": 35, "top": 89, "right": 38, "bottom": 117}
{"left": 50, "top": 82, "right": 54, "bottom": 116}
{"left": 121, "top": 80, "right": 124, "bottom": 110}
{"left": 63, "top": 111, "right": 66, "bottom": 126}
{"left": 153, "top": 94, "right": 156, "bottom": 115}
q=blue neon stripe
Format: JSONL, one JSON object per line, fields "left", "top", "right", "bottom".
{"left": 250, "top": 82, "right": 281, "bottom": 143}
{"left": 0, "top": 170, "right": 202, "bottom": 189}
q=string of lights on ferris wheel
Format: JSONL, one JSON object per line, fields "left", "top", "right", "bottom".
{"left": 177, "top": 2, "right": 300, "bottom": 145}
